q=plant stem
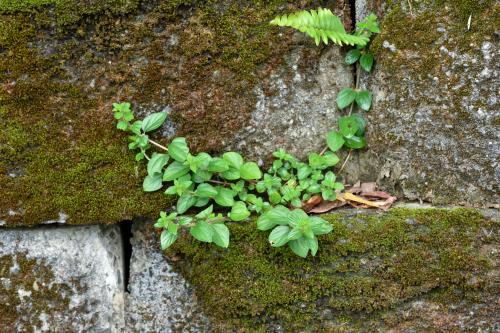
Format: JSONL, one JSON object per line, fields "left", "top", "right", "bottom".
{"left": 209, "top": 180, "right": 232, "bottom": 186}
{"left": 336, "top": 148, "right": 353, "bottom": 177}
{"left": 148, "top": 139, "right": 169, "bottom": 152}
{"left": 208, "top": 217, "right": 230, "bottom": 224}
{"left": 348, "top": 64, "right": 362, "bottom": 117}
{"left": 319, "top": 145, "right": 329, "bottom": 156}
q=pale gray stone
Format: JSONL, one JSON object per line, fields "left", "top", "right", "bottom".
{"left": 0, "top": 224, "right": 125, "bottom": 332}
{"left": 124, "top": 217, "right": 211, "bottom": 332}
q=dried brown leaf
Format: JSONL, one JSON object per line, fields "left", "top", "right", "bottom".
{"left": 301, "top": 195, "right": 323, "bottom": 213}
{"left": 360, "top": 182, "right": 377, "bottom": 194}
{"left": 347, "top": 180, "right": 362, "bottom": 194}
{"left": 362, "top": 191, "right": 393, "bottom": 200}
{"left": 309, "top": 200, "right": 348, "bottom": 213}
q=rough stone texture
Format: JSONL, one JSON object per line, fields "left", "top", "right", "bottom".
{"left": 0, "top": 224, "right": 125, "bottom": 332}
{"left": 345, "top": 0, "right": 500, "bottom": 206}
{"left": 0, "top": 0, "right": 352, "bottom": 227}
{"left": 125, "top": 216, "right": 211, "bottom": 332}
{"left": 223, "top": 33, "right": 353, "bottom": 163}
{"left": 156, "top": 207, "right": 500, "bottom": 332}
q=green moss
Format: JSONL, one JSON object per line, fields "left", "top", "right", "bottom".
{"left": 164, "top": 208, "right": 499, "bottom": 331}
{"left": 366, "top": 0, "right": 500, "bottom": 205}
{"left": 0, "top": 0, "right": 323, "bottom": 225}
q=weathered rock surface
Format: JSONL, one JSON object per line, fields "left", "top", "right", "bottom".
{"left": 346, "top": 0, "right": 500, "bottom": 205}
{"left": 0, "top": 224, "right": 125, "bottom": 332}
{"left": 125, "top": 216, "right": 211, "bottom": 332}
{"left": 0, "top": 0, "right": 352, "bottom": 226}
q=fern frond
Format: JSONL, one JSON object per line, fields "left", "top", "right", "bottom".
{"left": 270, "top": 8, "right": 369, "bottom": 47}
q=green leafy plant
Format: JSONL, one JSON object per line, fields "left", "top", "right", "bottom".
{"left": 111, "top": 10, "right": 379, "bottom": 258}
{"left": 271, "top": 10, "right": 380, "bottom": 164}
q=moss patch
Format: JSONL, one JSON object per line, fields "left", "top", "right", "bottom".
{"left": 0, "top": 0, "right": 351, "bottom": 226}
{"left": 161, "top": 208, "right": 500, "bottom": 331}
{"left": 361, "top": 0, "right": 500, "bottom": 205}
{"left": 0, "top": 249, "right": 90, "bottom": 331}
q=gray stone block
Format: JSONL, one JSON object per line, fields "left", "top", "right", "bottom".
{"left": 0, "top": 224, "right": 125, "bottom": 332}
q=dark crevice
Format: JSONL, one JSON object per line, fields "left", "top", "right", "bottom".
{"left": 119, "top": 220, "right": 133, "bottom": 293}
{"left": 349, "top": 0, "right": 358, "bottom": 85}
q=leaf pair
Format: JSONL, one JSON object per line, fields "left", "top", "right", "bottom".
{"left": 345, "top": 49, "right": 374, "bottom": 72}
{"left": 337, "top": 88, "right": 372, "bottom": 111}
{"left": 221, "top": 152, "right": 262, "bottom": 180}
{"left": 190, "top": 220, "right": 230, "bottom": 248}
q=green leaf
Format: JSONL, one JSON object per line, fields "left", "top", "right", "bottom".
{"left": 168, "top": 142, "right": 188, "bottom": 162}
{"left": 194, "top": 196, "right": 210, "bottom": 207}
{"left": 163, "top": 161, "right": 191, "bottom": 181}
{"left": 288, "top": 209, "right": 308, "bottom": 227}
{"left": 177, "top": 195, "right": 196, "bottom": 214}
{"left": 230, "top": 201, "right": 250, "bottom": 221}
{"left": 196, "top": 205, "right": 213, "bottom": 219}
{"left": 308, "top": 216, "right": 333, "bottom": 235}
{"left": 211, "top": 224, "right": 230, "bottom": 248}
{"left": 193, "top": 169, "right": 213, "bottom": 182}
{"left": 269, "top": 192, "right": 281, "bottom": 204}
{"left": 196, "top": 183, "right": 218, "bottom": 197}
{"left": 273, "top": 160, "right": 283, "bottom": 170}
{"left": 270, "top": 8, "right": 370, "bottom": 47}
{"left": 223, "top": 152, "right": 243, "bottom": 170}
{"left": 207, "top": 157, "right": 229, "bottom": 172}
{"left": 240, "top": 162, "right": 262, "bottom": 180}
{"left": 305, "top": 235, "right": 318, "bottom": 256}
{"left": 326, "top": 131, "right": 344, "bottom": 152}
{"left": 308, "top": 153, "right": 325, "bottom": 167}
{"left": 179, "top": 217, "right": 193, "bottom": 226}
{"left": 323, "top": 151, "right": 339, "bottom": 166}
{"left": 290, "top": 198, "right": 301, "bottom": 207}
{"left": 355, "top": 90, "right": 372, "bottom": 111}
{"left": 352, "top": 113, "right": 366, "bottom": 136}
{"left": 123, "top": 112, "right": 134, "bottom": 121}
{"left": 142, "top": 112, "right": 167, "bottom": 132}
{"left": 322, "top": 188, "right": 334, "bottom": 201}
{"left": 194, "top": 153, "right": 211, "bottom": 168}
{"left": 344, "top": 135, "right": 366, "bottom": 149}
{"left": 246, "top": 194, "right": 257, "bottom": 204}
{"left": 161, "top": 230, "right": 177, "bottom": 250}
{"left": 337, "top": 88, "right": 356, "bottom": 109}
{"left": 128, "top": 142, "right": 138, "bottom": 150}
{"left": 147, "top": 153, "right": 170, "bottom": 178}
{"left": 360, "top": 54, "right": 374, "bottom": 72}
{"left": 339, "top": 116, "right": 359, "bottom": 139}
{"left": 130, "top": 121, "right": 142, "bottom": 134}
{"left": 297, "top": 164, "right": 312, "bottom": 180}
{"left": 345, "top": 49, "right": 361, "bottom": 65}
{"left": 168, "top": 223, "right": 178, "bottom": 235}
{"left": 288, "top": 237, "right": 309, "bottom": 258}
{"left": 117, "top": 121, "right": 128, "bottom": 131}
{"left": 256, "top": 212, "right": 274, "bottom": 230}
{"left": 333, "top": 182, "right": 344, "bottom": 190}
{"left": 269, "top": 226, "right": 291, "bottom": 247}
{"left": 114, "top": 112, "right": 123, "bottom": 119}
{"left": 143, "top": 172, "right": 163, "bottom": 192}
{"left": 221, "top": 167, "right": 240, "bottom": 180}
{"left": 257, "top": 205, "right": 290, "bottom": 230}
{"left": 165, "top": 186, "right": 177, "bottom": 195}
{"left": 135, "top": 153, "right": 144, "bottom": 161}
{"left": 214, "top": 188, "right": 234, "bottom": 207}
{"left": 190, "top": 220, "right": 213, "bottom": 243}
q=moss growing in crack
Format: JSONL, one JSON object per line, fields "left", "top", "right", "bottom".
{"left": 164, "top": 208, "right": 499, "bottom": 331}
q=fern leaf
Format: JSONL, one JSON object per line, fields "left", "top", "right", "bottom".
{"left": 270, "top": 8, "right": 369, "bottom": 47}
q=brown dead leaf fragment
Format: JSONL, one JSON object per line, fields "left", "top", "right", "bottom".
{"left": 302, "top": 195, "right": 323, "bottom": 213}
{"left": 362, "top": 191, "right": 393, "bottom": 200}
{"left": 360, "top": 182, "right": 377, "bottom": 194}
{"left": 347, "top": 180, "right": 362, "bottom": 194}
{"left": 309, "top": 200, "right": 348, "bottom": 213}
